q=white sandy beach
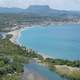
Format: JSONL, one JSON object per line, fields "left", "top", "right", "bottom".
{"left": 7, "top": 29, "right": 21, "bottom": 44}
{"left": 38, "top": 52, "right": 54, "bottom": 59}
{"left": 7, "top": 27, "right": 31, "bottom": 44}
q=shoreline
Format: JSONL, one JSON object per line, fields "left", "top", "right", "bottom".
{"left": 6, "top": 25, "right": 80, "bottom": 60}
{"left": 3, "top": 25, "right": 80, "bottom": 80}
{"left": 7, "top": 26, "right": 50, "bottom": 59}
{"left": 7, "top": 27, "right": 32, "bottom": 45}
{"left": 54, "top": 65, "right": 80, "bottom": 79}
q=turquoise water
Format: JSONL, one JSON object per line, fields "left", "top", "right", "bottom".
{"left": 24, "top": 63, "right": 67, "bottom": 80}
{"left": 18, "top": 24, "right": 80, "bottom": 60}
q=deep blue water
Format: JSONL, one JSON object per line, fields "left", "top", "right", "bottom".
{"left": 18, "top": 24, "right": 80, "bottom": 60}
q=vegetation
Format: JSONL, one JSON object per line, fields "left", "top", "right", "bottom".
{"left": 0, "top": 73, "right": 21, "bottom": 80}
{"left": 44, "top": 58, "right": 80, "bottom": 80}
{"left": 0, "top": 13, "right": 80, "bottom": 32}
{"left": 55, "top": 65, "right": 80, "bottom": 80}
{"left": 44, "top": 58, "right": 80, "bottom": 67}
{"left": 0, "top": 34, "right": 80, "bottom": 80}
{"left": 0, "top": 12, "right": 80, "bottom": 80}
{"left": 0, "top": 35, "right": 43, "bottom": 79}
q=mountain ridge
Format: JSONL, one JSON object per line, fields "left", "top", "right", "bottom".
{"left": 0, "top": 5, "right": 80, "bottom": 17}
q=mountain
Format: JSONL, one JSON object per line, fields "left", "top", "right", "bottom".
{"left": 0, "top": 5, "right": 80, "bottom": 17}
{"left": 25, "top": 5, "right": 51, "bottom": 13}
{"left": 24, "top": 5, "right": 80, "bottom": 18}
{"left": 24, "top": 5, "right": 60, "bottom": 16}
{"left": 0, "top": 7, "right": 24, "bottom": 13}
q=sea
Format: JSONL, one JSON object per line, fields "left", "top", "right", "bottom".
{"left": 17, "top": 24, "right": 80, "bottom": 60}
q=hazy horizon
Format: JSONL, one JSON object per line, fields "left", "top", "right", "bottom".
{"left": 0, "top": 0, "right": 80, "bottom": 11}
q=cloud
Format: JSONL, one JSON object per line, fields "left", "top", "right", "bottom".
{"left": 48, "top": 0, "right": 80, "bottom": 10}
{"left": 0, "top": 0, "right": 80, "bottom": 10}
{"left": 0, "top": 0, "right": 29, "bottom": 8}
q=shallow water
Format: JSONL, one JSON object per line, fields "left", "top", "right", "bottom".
{"left": 0, "top": 32, "right": 6, "bottom": 39}
{"left": 18, "top": 24, "right": 80, "bottom": 60}
{"left": 23, "top": 63, "right": 68, "bottom": 80}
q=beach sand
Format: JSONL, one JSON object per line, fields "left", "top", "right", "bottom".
{"left": 7, "top": 27, "right": 31, "bottom": 44}
{"left": 38, "top": 52, "right": 53, "bottom": 59}
{"left": 7, "top": 29, "right": 20, "bottom": 44}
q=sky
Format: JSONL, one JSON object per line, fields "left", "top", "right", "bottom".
{"left": 0, "top": 0, "right": 80, "bottom": 11}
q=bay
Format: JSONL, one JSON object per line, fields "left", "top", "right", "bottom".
{"left": 18, "top": 24, "right": 80, "bottom": 60}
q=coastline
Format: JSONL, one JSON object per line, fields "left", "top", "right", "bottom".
{"left": 4, "top": 25, "right": 80, "bottom": 80}
{"left": 7, "top": 27, "right": 31, "bottom": 45}
{"left": 38, "top": 52, "right": 54, "bottom": 59}
{"left": 7, "top": 26, "right": 51, "bottom": 59}
{"left": 7, "top": 29, "right": 21, "bottom": 44}
{"left": 54, "top": 65, "right": 80, "bottom": 79}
